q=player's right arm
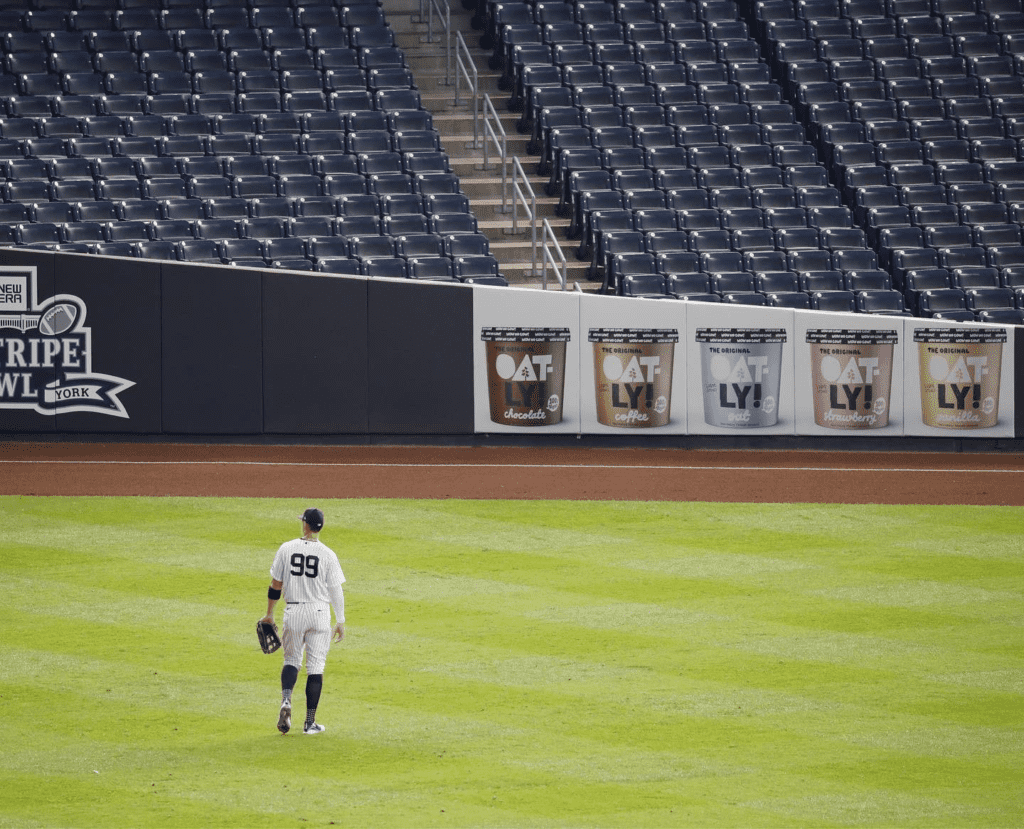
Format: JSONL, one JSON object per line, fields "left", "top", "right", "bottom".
{"left": 262, "top": 577, "right": 283, "bottom": 625}
{"left": 269, "top": 544, "right": 287, "bottom": 580}
{"left": 263, "top": 546, "right": 288, "bottom": 624}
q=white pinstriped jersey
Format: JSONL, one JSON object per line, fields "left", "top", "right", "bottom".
{"left": 270, "top": 538, "right": 346, "bottom": 620}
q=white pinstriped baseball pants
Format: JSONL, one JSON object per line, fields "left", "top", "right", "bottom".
{"left": 281, "top": 602, "right": 332, "bottom": 674}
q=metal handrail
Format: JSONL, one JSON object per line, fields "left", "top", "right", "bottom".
{"left": 454, "top": 31, "right": 480, "bottom": 148}
{"left": 512, "top": 156, "right": 537, "bottom": 277}
{"left": 425, "top": 0, "right": 452, "bottom": 86}
{"left": 540, "top": 218, "right": 567, "bottom": 290}
{"left": 481, "top": 93, "right": 508, "bottom": 209}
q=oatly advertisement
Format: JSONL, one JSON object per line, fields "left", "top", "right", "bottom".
{"left": 580, "top": 294, "right": 686, "bottom": 434}
{"left": 480, "top": 326, "right": 571, "bottom": 427}
{"left": 684, "top": 302, "right": 795, "bottom": 435}
{"left": 472, "top": 287, "right": 1016, "bottom": 438}
{"left": 473, "top": 288, "right": 581, "bottom": 433}
{"left": 794, "top": 311, "right": 905, "bottom": 437}
{"left": 905, "top": 319, "right": 1015, "bottom": 437}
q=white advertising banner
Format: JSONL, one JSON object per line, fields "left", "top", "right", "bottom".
{"left": 793, "top": 310, "right": 906, "bottom": 437}
{"left": 473, "top": 287, "right": 582, "bottom": 434}
{"left": 683, "top": 302, "right": 796, "bottom": 436}
{"left": 579, "top": 294, "right": 688, "bottom": 434}
{"left": 472, "top": 288, "right": 1016, "bottom": 439}
{"left": 903, "top": 319, "right": 1015, "bottom": 438}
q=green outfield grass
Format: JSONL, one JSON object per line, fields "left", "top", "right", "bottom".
{"left": 0, "top": 496, "right": 1021, "bottom": 829}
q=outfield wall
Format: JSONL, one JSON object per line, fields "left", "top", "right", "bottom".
{"left": 1, "top": 247, "right": 1021, "bottom": 444}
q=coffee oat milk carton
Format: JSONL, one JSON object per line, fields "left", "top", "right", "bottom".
{"left": 589, "top": 328, "right": 678, "bottom": 428}
{"left": 480, "top": 327, "right": 570, "bottom": 426}
{"left": 806, "top": 328, "right": 898, "bottom": 429}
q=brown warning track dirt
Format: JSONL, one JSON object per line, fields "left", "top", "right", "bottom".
{"left": 1, "top": 442, "right": 1022, "bottom": 505}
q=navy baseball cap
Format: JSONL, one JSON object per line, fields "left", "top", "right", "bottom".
{"left": 300, "top": 508, "right": 324, "bottom": 531}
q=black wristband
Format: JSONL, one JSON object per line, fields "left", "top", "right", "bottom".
{"left": 268, "top": 586, "right": 282, "bottom": 600}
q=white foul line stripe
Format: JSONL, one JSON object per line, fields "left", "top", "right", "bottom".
{"left": 0, "top": 460, "right": 1018, "bottom": 474}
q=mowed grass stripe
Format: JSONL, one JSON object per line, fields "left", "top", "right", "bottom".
{"left": 0, "top": 496, "right": 1020, "bottom": 828}
{"left": 9, "top": 592, "right": 1018, "bottom": 756}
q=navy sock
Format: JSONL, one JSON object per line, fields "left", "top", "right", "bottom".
{"left": 305, "top": 674, "right": 323, "bottom": 725}
{"left": 281, "top": 665, "right": 299, "bottom": 703}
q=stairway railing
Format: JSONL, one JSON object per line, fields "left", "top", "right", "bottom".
{"left": 482, "top": 92, "right": 508, "bottom": 209}
{"left": 541, "top": 218, "right": 567, "bottom": 290}
{"left": 511, "top": 156, "right": 537, "bottom": 277}
{"left": 422, "top": 0, "right": 452, "bottom": 86}
{"left": 454, "top": 31, "right": 480, "bottom": 148}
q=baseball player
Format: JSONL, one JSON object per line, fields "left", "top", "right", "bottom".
{"left": 260, "top": 507, "right": 345, "bottom": 735}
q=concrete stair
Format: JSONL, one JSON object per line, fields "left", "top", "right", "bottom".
{"left": 382, "top": 0, "right": 594, "bottom": 290}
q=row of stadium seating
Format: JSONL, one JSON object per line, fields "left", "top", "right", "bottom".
{"left": 6, "top": 0, "right": 1024, "bottom": 313}
{"left": 492, "top": 0, "right": 917, "bottom": 307}
{"left": 0, "top": 0, "right": 512, "bottom": 285}
{"left": 0, "top": 3, "right": 388, "bottom": 35}
{"left": 755, "top": 0, "right": 1024, "bottom": 319}
{"left": 489, "top": 0, "right": 1024, "bottom": 318}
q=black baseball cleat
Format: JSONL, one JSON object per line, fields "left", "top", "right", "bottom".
{"left": 277, "top": 701, "right": 291, "bottom": 734}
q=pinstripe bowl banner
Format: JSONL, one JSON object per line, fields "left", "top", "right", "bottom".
{"left": 472, "top": 287, "right": 1017, "bottom": 438}
{"left": 0, "top": 267, "right": 135, "bottom": 418}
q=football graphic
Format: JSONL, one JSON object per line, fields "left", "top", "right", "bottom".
{"left": 37, "top": 302, "right": 79, "bottom": 336}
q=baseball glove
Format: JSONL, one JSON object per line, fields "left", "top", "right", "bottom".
{"left": 256, "top": 620, "right": 281, "bottom": 654}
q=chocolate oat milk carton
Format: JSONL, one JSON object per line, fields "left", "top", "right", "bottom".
{"left": 696, "top": 328, "right": 787, "bottom": 428}
{"left": 480, "top": 327, "right": 570, "bottom": 426}
{"left": 806, "top": 328, "right": 898, "bottom": 429}
{"left": 588, "top": 328, "right": 678, "bottom": 428}
{"left": 914, "top": 326, "right": 1007, "bottom": 429}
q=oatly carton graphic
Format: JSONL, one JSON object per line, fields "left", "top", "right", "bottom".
{"left": 696, "top": 328, "right": 787, "bottom": 428}
{"left": 914, "top": 327, "right": 1006, "bottom": 429}
{"left": 0, "top": 268, "right": 134, "bottom": 417}
{"left": 480, "top": 327, "right": 570, "bottom": 426}
{"left": 806, "top": 328, "right": 898, "bottom": 429}
{"left": 589, "top": 328, "right": 678, "bottom": 428}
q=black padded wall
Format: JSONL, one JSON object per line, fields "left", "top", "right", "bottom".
{"left": 0, "top": 248, "right": 57, "bottom": 433}
{"left": 366, "top": 279, "right": 475, "bottom": 434}
{"left": 54, "top": 254, "right": 163, "bottom": 433}
{"left": 262, "top": 271, "right": 370, "bottom": 434}
{"left": 161, "top": 262, "right": 263, "bottom": 434}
